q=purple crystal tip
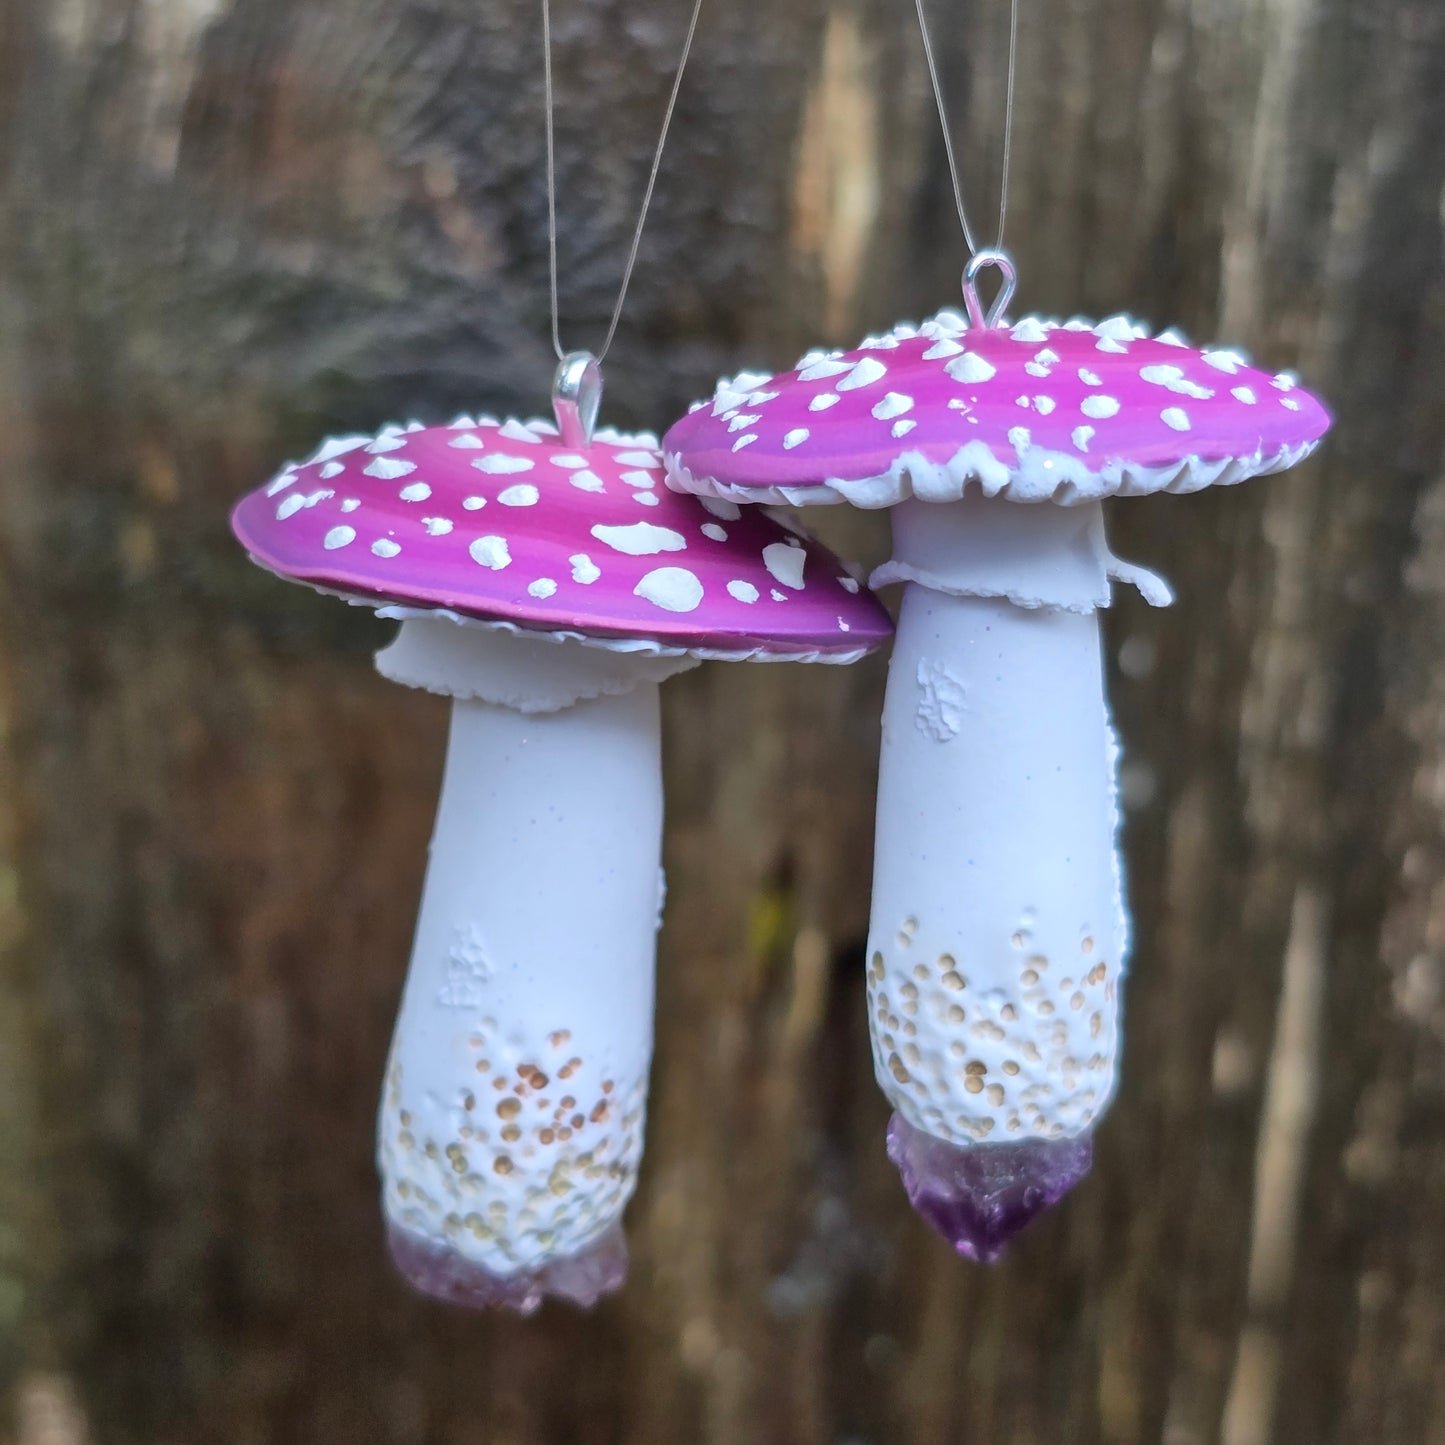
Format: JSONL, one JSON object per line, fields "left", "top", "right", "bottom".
{"left": 387, "top": 1221, "right": 629, "bottom": 1315}
{"left": 885, "top": 1112, "right": 1093, "bottom": 1262}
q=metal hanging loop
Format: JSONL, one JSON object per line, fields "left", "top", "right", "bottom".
{"left": 962, "top": 249, "right": 1017, "bottom": 330}
{"left": 552, "top": 351, "right": 604, "bottom": 448}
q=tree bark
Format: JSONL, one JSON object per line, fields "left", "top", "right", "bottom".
{"left": 1, "top": 0, "right": 1443, "bottom": 1441}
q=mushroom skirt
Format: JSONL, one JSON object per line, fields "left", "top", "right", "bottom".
{"left": 663, "top": 309, "right": 1331, "bottom": 1260}
{"left": 232, "top": 415, "right": 892, "bottom": 1310}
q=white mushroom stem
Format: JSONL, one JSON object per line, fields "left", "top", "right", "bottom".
{"left": 371, "top": 619, "right": 695, "bottom": 1309}
{"left": 866, "top": 495, "right": 1162, "bottom": 1154}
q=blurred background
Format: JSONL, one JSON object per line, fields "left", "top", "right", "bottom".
{"left": 2, "top": 0, "right": 1443, "bottom": 1441}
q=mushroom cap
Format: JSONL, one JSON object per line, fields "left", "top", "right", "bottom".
{"left": 662, "top": 312, "right": 1332, "bottom": 508}
{"left": 231, "top": 416, "right": 892, "bottom": 661}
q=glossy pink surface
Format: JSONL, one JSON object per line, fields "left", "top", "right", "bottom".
{"left": 232, "top": 418, "right": 891, "bottom": 657}
{"left": 662, "top": 315, "right": 1331, "bottom": 498}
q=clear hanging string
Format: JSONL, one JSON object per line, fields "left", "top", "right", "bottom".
{"left": 913, "top": 0, "right": 1020, "bottom": 324}
{"left": 543, "top": 0, "right": 705, "bottom": 368}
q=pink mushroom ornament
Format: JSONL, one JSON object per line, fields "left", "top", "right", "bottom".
{"left": 232, "top": 357, "right": 892, "bottom": 1312}
{"left": 663, "top": 257, "right": 1332, "bottom": 1261}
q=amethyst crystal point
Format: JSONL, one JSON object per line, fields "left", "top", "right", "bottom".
{"left": 387, "top": 1220, "right": 629, "bottom": 1314}
{"left": 885, "top": 1113, "right": 1092, "bottom": 1262}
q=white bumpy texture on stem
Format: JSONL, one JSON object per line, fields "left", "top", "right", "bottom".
{"left": 373, "top": 620, "right": 694, "bottom": 1311}
{"left": 866, "top": 496, "right": 1140, "bottom": 1259}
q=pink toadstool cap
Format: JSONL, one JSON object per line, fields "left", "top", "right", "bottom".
{"left": 662, "top": 265, "right": 1332, "bottom": 510}
{"left": 231, "top": 415, "right": 892, "bottom": 661}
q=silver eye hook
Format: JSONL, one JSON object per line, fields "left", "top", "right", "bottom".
{"left": 962, "top": 249, "right": 1017, "bottom": 330}
{"left": 552, "top": 351, "right": 603, "bottom": 449}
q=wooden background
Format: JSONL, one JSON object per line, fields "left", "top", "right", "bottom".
{"left": 2, "top": 0, "right": 1444, "bottom": 1440}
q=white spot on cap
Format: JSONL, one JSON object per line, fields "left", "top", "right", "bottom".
{"left": 469, "top": 536, "right": 511, "bottom": 570}
{"left": 1140, "top": 364, "right": 1214, "bottom": 399}
{"left": 893, "top": 419, "right": 917, "bottom": 438}
{"left": 1078, "top": 368, "right": 1103, "bottom": 386}
{"left": 838, "top": 618, "right": 851, "bottom": 631}
{"left": 422, "top": 517, "right": 453, "bottom": 536}
{"left": 569, "top": 554, "right": 600, "bottom": 584}
{"left": 872, "top": 392, "right": 914, "bottom": 421}
{"left": 770, "top": 589, "right": 788, "bottom": 601}
{"left": 783, "top": 428, "right": 810, "bottom": 450}
{"left": 1025, "top": 359, "right": 1052, "bottom": 378}
{"left": 810, "top": 393, "right": 841, "bottom": 412}
{"left": 463, "top": 496, "right": 486, "bottom": 509}
{"left": 276, "top": 495, "right": 307, "bottom": 520}
{"left": 922, "top": 337, "right": 964, "bottom": 360}
{"left": 635, "top": 567, "right": 703, "bottom": 612}
{"left": 399, "top": 481, "right": 432, "bottom": 502}
{"left": 323, "top": 526, "right": 356, "bottom": 550}
{"left": 1034, "top": 396, "right": 1057, "bottom": 415}
{"left": 701, "top": 523, "right": 728, "bottom": 541}
{"left": 528, "top": 578, "right": 558, "bottom": 599}
{"left": 727, "top": 413, "right": 761, "bottom": 433}
{"left": 569, "top": 470, "right": 605, "bottom": 492}
{"left": 615, "top": 450, "right": 658, "bottom": 467}
{"left": 839, "top": 576, "right": 860, "bottom": 593}
{"left": 1281, "top": 397, "right": 1302, "bottom": 411}
{"left": 1015, "top": 396, "right": 1031, "bottom": 409}
{"left": 1072, "top": 425, "right": 1095, "bottom": 452}
{"left": 1272, "top": 373, "right": 1298, "bottom": 391}
{"left": 1008, "top": 426, "right": 1032, "bottom": 452}
{"left": 1081, "top": 395, "right": 1121, "bottom": 419}
{"left": 364, "top": 457, "right": 416, "bottom": 480}
{"left": 550, "top": 454, "right": 588, "bottom": 468}
{"left": 1010, "top": 319, "right": 1049, "bottom": 343}
{"left": 448, "top": 434, "right": 485, "bottom": 449}
{"left": 701, "top": 496, "right": 741, "bottom": 520}
{"left": 1096, "top": 336, "right": 1129, "bottom": 354}
{"left": 634, "top": 491, "right": 660, "bottom": 506}
{"left": 498, "top": 484, "right": 539, "bottom": 506}
{"left": 727, "top": 580, "right": 759, "bottom": 603}
{"left": 837, "top": 357, "right": 888, "bottom": 391}
{"left": 366, "top": 436, "right": 407, "bottom": 454}
{"left": 619, "top": 470, "right": 655, "bottom": 488}
{"left": 319, "top": 462, "right": 346, "bottom": 480}
{"left": 498, "top": 420, "right": 543, "bottom": 443}
{"left": 732, "top": 434, "right": 758, "bottom": 452}
{"left": 371, "top": 538, "right": 401, "bottom": 557}
{"left": 798, "top": 357, "right": 852, "bottom": 382}
{"left": 1161, "top": 406, "right": 1191, "bottom": 431}
{"left": 1232, "top": 386, "right": 1258, "bottom": 405}
{"left": 763, "top": 542, "right": 806, "bottom": 590}
{"left": 1204, "top": 350, "right": 1245, "bottom": 374}
{"left": 947, "top": 352, "right": 997, "bottom": 384}
{"left": 473, "top": 454, "right": 534, "bottom": 475}
{"left": 591, "top": 521, "right": 687, "bottom": 556}
{"left": 340, "top": 498, "right": 360, "bottom": 512}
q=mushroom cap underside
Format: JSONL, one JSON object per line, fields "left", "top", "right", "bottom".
{"left": 231, "top": 417, "right": 892, "bottom": 660}
{"left": 662, "top": 313, "right": 1332, "bottom": 508}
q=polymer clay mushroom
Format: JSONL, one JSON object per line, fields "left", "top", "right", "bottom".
{"left": 232, "top": 376, "right": 891, "bottom": 1312}
{"left": 663, "top": 260, "right": 1331, "bottom": 1260}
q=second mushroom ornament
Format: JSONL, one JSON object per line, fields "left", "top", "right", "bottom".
{"left": 231, "top": 367, "right": 891, "bottom": 1311}
{"left": 663, "top": 258, "right": 1332, "bottom": 1261}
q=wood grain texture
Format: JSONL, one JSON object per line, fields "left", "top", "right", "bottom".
{"left": 1, "top": 0, "right": 1443, "bottom": 1441}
